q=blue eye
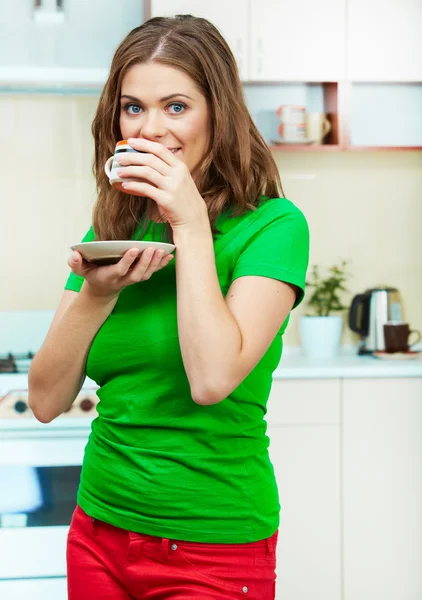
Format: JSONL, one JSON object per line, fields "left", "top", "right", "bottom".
{"left": 168, "top": 102, "right": 186, "bottom": 114}
{"left": 124, "top": 103, "right": 141, "bottom": 115}
{"left": 122, "top": 101, "right": 187, "bottom": 115}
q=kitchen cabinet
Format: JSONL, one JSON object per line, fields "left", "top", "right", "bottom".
{"left": 0, "top": 0, "right": 143, "bottom": 88}
{"left": 349, "top": 82, "right": 422, "bottom": 147}
{"left": 0, "top": 578, "right": 67, "bottom": 600}
{"left": 267, "top": 379, "right": 342, "bottom": 600}
{"left": 150, "top": 0, "right": 422, "bottom": 150}
{"left": 249, "top": 0, "right": 346, "bottom": 81}
{"left": 267, "top": 375, "right": 422, "bottom": 599}
{"left": 342, "top": 378, "right": 422, "bottom": 600}
{"left": 347, "top": 0, "right": 422, "bottom": 81}
{"left": 149, "top": 0, "right": 249, "bottom": 80}
{"left": 151, "top": 0, "right": 346, "bottom": 83}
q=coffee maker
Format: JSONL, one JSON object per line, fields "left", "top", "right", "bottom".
{"left": 348, "top": 287, "right": 404, "bottom": 354}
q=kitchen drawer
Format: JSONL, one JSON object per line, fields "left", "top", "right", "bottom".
{"left": 267, "top": 379, "right": 341, "bottom": 426}
{"left": 0, "top": 578, "right": 67, "bottom": 600}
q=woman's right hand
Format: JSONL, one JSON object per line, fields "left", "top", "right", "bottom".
{"left": 68, "top": 247, "right": 174, "bottom": 301}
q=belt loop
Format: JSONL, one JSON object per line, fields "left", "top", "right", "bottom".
{"left": 128, "top": 532, "right": 142, "bottom": 562}
{"left": 265, "top": 536, "right": 273, "bottom": 556}
{"left": 161, "top": 537, "right": 170, "bottom": 562}
{"left": 91, "top": 517, "right": 98, "bottom": 536}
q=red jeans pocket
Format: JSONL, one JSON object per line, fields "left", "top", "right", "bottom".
{"left": 176, "top": 542, "right": 253, "bottom": 596}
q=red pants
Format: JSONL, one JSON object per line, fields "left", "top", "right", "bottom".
{"left": 67, "top": 505, "right": 277, "bottom": 599}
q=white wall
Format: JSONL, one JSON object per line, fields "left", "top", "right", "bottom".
{"left": 1, "top": 95, "right": 421, "bottom": 346}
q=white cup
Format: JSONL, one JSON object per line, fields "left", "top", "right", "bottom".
{"left": 305, "top": 112, "right": 331, "bottom": 145}
{"left": 104, "top": 140, "right": 145, "bottom": 191}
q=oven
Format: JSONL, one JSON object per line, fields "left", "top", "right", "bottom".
{"left": 0, "top": 368, "right": 98, "bottom": 600}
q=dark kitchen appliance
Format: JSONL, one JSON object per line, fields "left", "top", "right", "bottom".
{"left": 348, "top": 287, "right": 404, "bottom": 354}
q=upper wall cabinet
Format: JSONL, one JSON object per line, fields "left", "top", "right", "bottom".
{"left": 0, "top": 0, "right": 143, "bottom": 88}
{"left": 348, "top": 0, "right": 422, "bottom": 81}
{"left": 249, "top": 0, "right": 346, "bottom": 82}
{"left": 149, "top": 0, "right": 249, "bottom": 80}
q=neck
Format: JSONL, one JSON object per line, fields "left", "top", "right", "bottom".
{"left": 150, "top": 207, "right": 167, "bottom": 224}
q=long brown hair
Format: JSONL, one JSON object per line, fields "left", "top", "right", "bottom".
{"left": 92, "top": 15, "right": 283, "bottom": 240}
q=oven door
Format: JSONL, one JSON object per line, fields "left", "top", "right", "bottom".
{"left": 0, "top": 424, "right": 90, "bottom": 598}
{"left": 0, "top": 578, "right": 67, "bottom": 600}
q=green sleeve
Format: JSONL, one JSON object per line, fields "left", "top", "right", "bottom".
{"left": 65, "top": 226, "right": 96, "bottom": 292}
{"left": 232, "top": 202, "right": 310, "bottom": 308}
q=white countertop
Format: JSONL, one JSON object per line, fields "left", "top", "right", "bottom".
{"left": 1, "top": 348, "right": 421, "bottom": 393}
{"left": 274, "top": 346, "right": 422, "bottom": 379}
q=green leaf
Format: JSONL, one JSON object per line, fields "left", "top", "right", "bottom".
{"left": 305, "top": 260, "right": 351, "bottom": 316}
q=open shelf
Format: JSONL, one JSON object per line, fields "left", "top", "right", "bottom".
{"left": 245, "top": 81, "right": 343, "bottom": 150}
{"left": 348, "top": 82, "right": 422, "bottom": 148}
{"left": 348, "top": 146, "right": 422, "bottom": 151}
{"left": 1, "top": 76, "right": 421, "bottom": 152}
{"left": 270, "top": 144, "right": 342, "bottom": 152}
{"left": 269, "top": 145, "right": 422, "bottom": 152}
{"left": 250, "top": 81, "right": 422, "bottom": 152}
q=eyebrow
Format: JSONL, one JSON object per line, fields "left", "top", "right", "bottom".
{"left": 120, "top": 93, "right": 194, "bottom": 103}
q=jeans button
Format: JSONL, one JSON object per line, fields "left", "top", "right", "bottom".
{"left": 242, "top": 586, "right": 248, "bottom": 593}
{"left": 171, "top": 543, "right": 178, "bottom": 551}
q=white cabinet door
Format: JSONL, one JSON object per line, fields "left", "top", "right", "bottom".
{"left": 267, "top": 380, "right": 341, "bottom": 600}
{"left": 0, "top": 0, "right": 142, "bottom": 71}
{"left": 0, "top": 527, "right": 68, "bottom": 578}
{"left": 0, "top": 578, "right": 67, "bottom": 600}
{"left": 250, "top": 0, "right": 346, "bottom": 81}
{"left": 150, "top": 0, "right": 249, "bottom": 79}
{"left": 268, "top": 425, "right": 341, "bottom": 600}
{"left": 342, "top": 378, "right": 422, "bottom": 600}
{"left": 347, "top": 0, "right": 422, "bottom": 81}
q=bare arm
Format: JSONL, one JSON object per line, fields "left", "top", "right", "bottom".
{"left": 28, "top": 287, "right": 117, "bottom": 423}
{"left": 113, "top": 139, "right": 302, "bottom": 407}
{"left": 28, "top": 245, "right": 174, "bottom": 423}
{"left": 174, "top": 228, "right": 297, "bottom": 405}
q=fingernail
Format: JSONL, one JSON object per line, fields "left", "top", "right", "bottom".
{"left": 130, "top": 249, "right": 138, "bottom": 258}
{"left": 71, "top": 252, "right": 78, "bottom": 263}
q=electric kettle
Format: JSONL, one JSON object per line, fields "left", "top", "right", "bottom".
{"left": 348, "top": 287, "right": 404, "bottom": 354}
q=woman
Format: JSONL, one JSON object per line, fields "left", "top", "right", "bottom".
{"left": 28, "top": 14, "right": 309, "bottom": 600}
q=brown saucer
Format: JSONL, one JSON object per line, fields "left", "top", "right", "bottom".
{"left": 373, "top": 350, "right": 421, "bottom": 360}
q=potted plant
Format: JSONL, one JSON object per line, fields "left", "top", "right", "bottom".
{"left": 300, "top": 260, "right": 350, "bottom": 359}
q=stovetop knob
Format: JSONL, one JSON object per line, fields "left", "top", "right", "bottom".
{"left": 80, "top": 398, "right": 94, "bottom": 412}
{"left": 14, "top": 400, "right": 28, "bottom": 414}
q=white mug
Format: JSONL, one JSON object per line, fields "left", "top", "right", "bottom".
{"left": 305, "top": 112, "right": 331, "bottom": 144}
{"left": 104, "top": 140, "right": 145, "bottom": 193}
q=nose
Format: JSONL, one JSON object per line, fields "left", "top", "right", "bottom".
{"left": 138, "top": 109, "right": 166, "bottom": 140}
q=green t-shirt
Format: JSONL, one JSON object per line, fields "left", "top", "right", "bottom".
{"left": 65, "top": 197, "right": 309, "bottom": 543}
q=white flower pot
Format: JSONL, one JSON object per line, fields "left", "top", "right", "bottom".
{"left": 300, "top": 315, "right": 343, "bottom": 359}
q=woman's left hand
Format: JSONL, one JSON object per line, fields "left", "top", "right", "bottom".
{"left": 116, "top": 137, "right": 210, "bottom": 234}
